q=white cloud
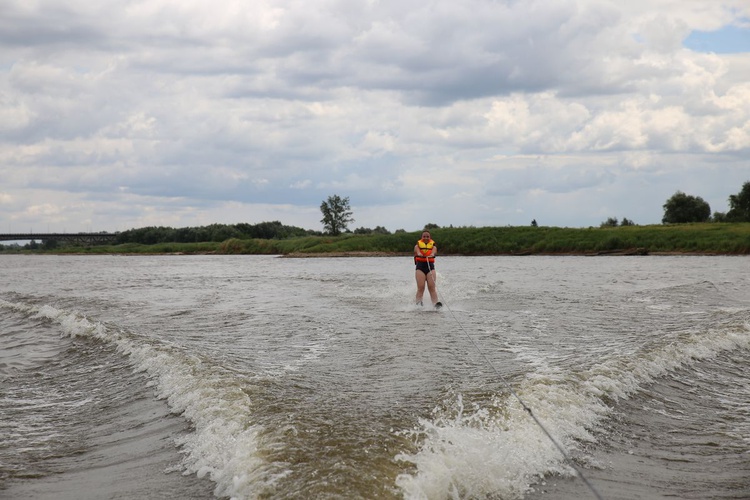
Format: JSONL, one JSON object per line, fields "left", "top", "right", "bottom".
{"left": 1, "top": 0, "right": 749, "bottom": 234}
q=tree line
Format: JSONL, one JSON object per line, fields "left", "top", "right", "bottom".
{"left": 662, "top": 181, "right": 750, "bottom": 224}
{"left": 599, "top": 181, "right": 750, "bottom": 227}
{"left": 3, "top": 182, "right": 748, "bottom": 251}
{"left": 322, "top": 182, "right": 750, "bottom": 235}
{"left": 113, "top": 221, "right": 315, "bottom": 245}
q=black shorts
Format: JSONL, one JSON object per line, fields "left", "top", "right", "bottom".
{"left": 415, "top": 261, "right": 435, "bottom": 275}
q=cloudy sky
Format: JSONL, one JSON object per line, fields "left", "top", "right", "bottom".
{"left": 2, "top": 0, "right": 749, "bottom": 234}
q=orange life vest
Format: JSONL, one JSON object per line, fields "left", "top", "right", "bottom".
{"left": 415, "top": 239, "right": 436, "bottom": 263}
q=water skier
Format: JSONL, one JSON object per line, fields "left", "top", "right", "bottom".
{"left": 414, "top": 231, "right": 442, "bottom": 308}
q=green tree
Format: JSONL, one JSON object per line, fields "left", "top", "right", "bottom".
{"left": 601, "top": 217, "right": 619, "bottom": 227}
{"left": 320, "top": 195, "right": 354, "bottom": 236}
{"left": 662, "top": 191, "right": 711, "bottom": 224}
{"left": 727, "top": 181, "right": 750, "bottom": 222}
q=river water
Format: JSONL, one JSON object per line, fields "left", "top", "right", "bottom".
{"left": 1, "top": 254, "right": 748, "bottom": 500}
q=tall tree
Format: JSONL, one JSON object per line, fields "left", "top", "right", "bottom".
{"left": 320, "top": 195, "right": 354, "bottom": 235}
{"left": 662, "top": 191, "right": 711, "bottom": 224}
{"left": 727, "top": 181, "right": 750, "bottom": 222}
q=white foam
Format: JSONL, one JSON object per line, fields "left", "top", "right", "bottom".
{"left": 396, "top": 321, "right": 750, "bottom": 499}
{"left": 1, "top": 299, "right": 279, "bottom": 500}
{"left": 395, "top": 393, "right": 578, "bottom": 500}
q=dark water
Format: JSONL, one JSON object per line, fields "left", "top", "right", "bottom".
{"left": 1, "top": 255, "right": 748, "bottom": 499}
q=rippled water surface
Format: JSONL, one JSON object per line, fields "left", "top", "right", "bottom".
{"left": 1, "top": 254, "right": 749, "bottom": 499}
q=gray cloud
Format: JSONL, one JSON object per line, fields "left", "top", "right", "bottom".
{"left": 1, "top": 0, "right": 749, "bottom": 233}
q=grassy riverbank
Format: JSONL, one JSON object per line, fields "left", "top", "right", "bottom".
{"left": 13, "top": 223, "right": 750, "bottom": 256}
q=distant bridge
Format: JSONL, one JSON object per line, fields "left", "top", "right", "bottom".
{"left": 0, "top": 233, "right": 118, "bottom": 245}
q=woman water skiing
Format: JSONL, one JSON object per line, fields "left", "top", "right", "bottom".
{"left": 414, "top": 230, "right": 442, "bottom": 308}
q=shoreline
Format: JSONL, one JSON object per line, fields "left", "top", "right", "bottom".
{"left": 4, "top": 250, "right": 748, "bottom": 257}
{"left": 278, "top": 250, "right": 744, "bottom": 258}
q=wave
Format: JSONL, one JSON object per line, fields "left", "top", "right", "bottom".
{"left": 394, "top": 317, "right": 750, "bottom": 499}
{"left": 4, "top": 289, "right": 748, "bottom": 500}
{"left": 0, "top": 305, "right": 74, "bottom": 379}
{"left": 0, "top": 298, "right": 282, "bottom": 499}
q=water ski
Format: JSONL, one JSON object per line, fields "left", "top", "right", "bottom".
{"left": 416, "top": 301, "right": 443, "bottom": 311}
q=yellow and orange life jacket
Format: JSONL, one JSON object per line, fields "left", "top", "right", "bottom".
{"left": 415, "top": 239, "right": 436, "bottom": 263}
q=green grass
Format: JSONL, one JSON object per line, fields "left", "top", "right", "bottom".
{"left": 11, "top": 223, "right": 750, "bottom": 255}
